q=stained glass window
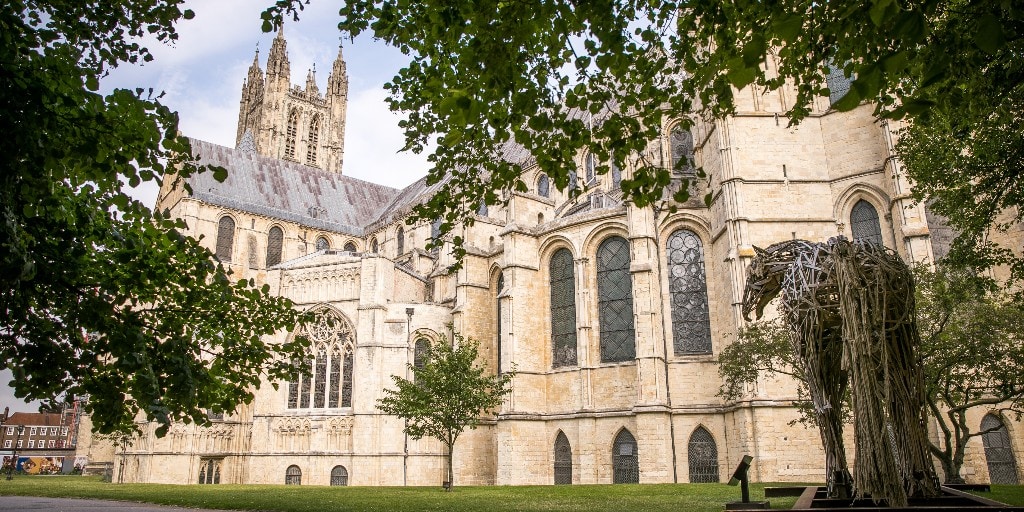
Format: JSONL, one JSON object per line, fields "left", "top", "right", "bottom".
{"left": 306, "top": 115, "right": 320, "bottom": 165}
{"left": 850, "top": 200, "right": 883, "bottom": 246}
{"left": 538, "top": 174, "right": 550, "bottom": 197}
{"left": 330, "top": 465, "right": 349, "bottom": 486}
{"left": 285, "top": 465, "right": 301, "bottom": 485}
{"left": 314, "top": 346, "right": 328, "bottom": 408}
{"left": 329, "top": 345, "right": 341, "bottom": 408}
{"left": 316, "top": 236, "right": 330, "bottom": 251}
{"left": 612, "top": 429, "right": 639, "bottom": 483}
{"left": 688, "top": 427, "right": 719, "bottom": 483}
{"left": 299, "top": 357, "right": 312, "bottom": 408}
{"left": 287, "top": 378, "right": 299, "bottom": 409}
{"left": 343, "top": 241, "right": 357, "bottom": 253}
{"left": 982, "top": 414, "right": 1019, "bottom": 484}
{"left": 554, "top": 431, "right": 572, "bottom": 485}
{"left": 667, "top": 230, "right": 712, "bottom": 355}
{"left": 826, "top": 62, "right": 853, "bottom": 106}
{"left": 341, "top": 348, "right": 353, "bottom": 407}
{"left": 266, "top": 226, "right": 283, "bottom": 267}
{"left": 215, "top": 216, "right": 235, "bottom": 262}
{"left": 670, "top": 125, "right": 694, "bottom": 175}
{"left": 585, "top": 152, "right": 596, "bottom": 183}
{"left": 550, "top": 249, "right": 577, "bottom": 368}
{"left": 598, "top": 236, "right": 635, "bottom": 362}
{"left": 397, "top": 226, "right": 405, "bottom": 255}
{"left": 285, "top": 109, "right": 298, "bottom": 160}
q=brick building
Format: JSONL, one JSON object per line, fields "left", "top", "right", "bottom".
{"left": 0, "top": 408, "right": 78, "bottom": 474}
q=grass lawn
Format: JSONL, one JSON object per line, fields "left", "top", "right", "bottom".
{"left": 0, "top": 476, "right": 806, "bottom": 511}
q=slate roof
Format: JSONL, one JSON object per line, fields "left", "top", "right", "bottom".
{"left": 4, "top": 412, "right": 71, "bottom": 427}
{"left": 186, "top": 138, "right": 402, "bottom": 236}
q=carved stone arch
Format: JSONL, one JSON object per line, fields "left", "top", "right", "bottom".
{"left": 581, "top": 223, "right": 631, "bottom": 260}
{"left": 657, "top": 214, "right": 713, "bottom": 245}
{"left": 834, "top": 184, "right": 891, "bottom": 235}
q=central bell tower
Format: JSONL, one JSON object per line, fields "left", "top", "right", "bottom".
{"left": 235, "top": 26, "right": 349, "bottom": 173}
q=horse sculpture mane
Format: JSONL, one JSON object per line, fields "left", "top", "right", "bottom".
{"left": 741, "top": 237, "right": 938, "bottom": 506}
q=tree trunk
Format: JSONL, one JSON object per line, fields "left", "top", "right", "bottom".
{"left": 939, "top": 455, "right": 966, "bottom": 484}
{"left": 446, "top": 442, "right": 454, "bottom": 492}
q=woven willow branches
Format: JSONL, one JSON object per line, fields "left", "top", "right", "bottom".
{"left": 742, "top": 237, "right": 939, "bottom": 507}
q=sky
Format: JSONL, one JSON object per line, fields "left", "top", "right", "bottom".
{"left": 1, "top": 0, "right": 433, "bottom": 414}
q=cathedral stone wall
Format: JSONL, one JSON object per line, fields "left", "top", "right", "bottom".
{"left": 107, "top": 34, "right": 1024, "bottom": 488}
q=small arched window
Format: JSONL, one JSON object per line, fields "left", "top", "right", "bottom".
{"left": 284, "top": 109, "right": 299, "bottom": 160}
{"left": 343, "top": 241, "right": 357, "bottom": 253}
{"left": 612, "top": 429, "right": 639, "bottom": 484}
{"left": 611, "top": 161, "right": 622, "bottom": 189}
{"left": 396, "top": 226, "right": 405, "bottom": 255}
{"left": 315, "top": 236, "right": 330, "bottom": 252}
{"left": 598, "top": 236, "right": 635, "bottom": 363}
{"left": 982, "top": 414, "right": 1019, "bottom": 484}
{"left": 215, "top": 216, "right": 235, "bottom": 262}
{"left": 667, "top": 230, "right": 712, "bottom": 355}
{"left": 584, "top": 152, "right": 596, "bottom": 183}
{"left": 477, "top": 199, "right": 488, "bottom": 217}
{"left": 554, "top": 431, "right": 572, "bottom": 485}
{"left": 850, "top": 200, "right": 883, "bottom": 246}
{"left": 330, "top": 465, "right": 349, "bottom": 486}
{"left": 670, "top": 124, "right": 694, "bottom": 175}
{"left": 198, "top": 459, "right": 221, "bottom": 484}
{"left": 266, "top": 226, "right": 284, "bottom": 267}
{"left": 550, "top": 248, "right": 577, "bottom": 368}
{"left": 414, "top": 338, "right": 430, "bottom": 372}
{"left": 538, "top": 174, "right": 550, "bottom": 197}
{"left": 285, "top": 465, "right": 301, "bottom": 485}
{"left": 306, "top": 115, "right": 320, "bottom": 165}
{"left": 688, "top": 426, "right": 720, "bottom": 483}
{"left": 370, "top": 237, "right": 379, "bottom": 253}
{"left": 568, "top": 169, "right": 578, "bottom": 193}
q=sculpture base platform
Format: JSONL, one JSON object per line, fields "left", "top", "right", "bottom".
{"left": 792, "top": 486, "right": 1024, "bottom": 511}
{"left": 724, "top": 500, "right": 770, "bottom": 510}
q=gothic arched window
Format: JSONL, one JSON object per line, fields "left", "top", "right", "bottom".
{"left": 982, "top": 414, "right": 1020, "bottom": 484}
{"left": 688, "top": 426, "right": 720, "bottom": 483}
{"left": 315, "top": 236, "right": 330, "bottom": 252}
{"left": 612, "top": 429, "right": 639, "bottom": 484}
{"left": 850, "top": 200, "right": 883, "bottom": 246}
{"left": 198, "top": 458, "right": 221, "bottom": 484}
{"left": 826, "top": 61, "right": 853, "bottom": 105}
{"left": 585, "top": 152, "right": 596, "bottom": 183}
{"left": 343, "top": 241, "right": 356, "bottom": 253}
{"left": 550, "top": 248, "right": 577, "bottom": 368}
{"left": 396, "top": 226, "right": 405, "bottom": 255}
{"left": 266, "top": 226, "right": 283, "bottom": 267}
{"left": 285, "top": 465, "right": 301, "bottom": 485}
{"left": 538, "top": 174, "right": 550, "bottom": 198}
{"left": 598, "top": 236, "right": 635, "bottom": 363}
{"left": 611, "top": 161, "right": 622, "bottom": 189}
{"left": 667, "top": 230, "right": 712, "bottom": 355}
{"left": 670, "top": 124, "right": 694, "bottom": 175}
{"left": 496, "top": 272, "right": 504, "bottom": 374}
{"left": 215, "top": 216, "right": 235, "bottom": 262}
{"left": 370, "top": 237, "right": 379, "bottom": 253}
{"left": 330, "top": 465, "right": 349, "bottom": 486}
{"left": 287, "top": 308, "right": 355, "bottom": 410}
{"left": 285, "top": 109, "right": 299, "bottom": 160}
{"left": 414, "top": 338, "right": 430, "bottom": 372}
{"left": 554, "top": 431, "right": 572, "bottom": 485}
{"left": 306, "top": 115, "right": 320, "bottom": 165}
{"left": 477, "top": 199, "right": 488, "bottom": 217}
{"left": 568, "top": 169, "right": 578, "bottom": 193}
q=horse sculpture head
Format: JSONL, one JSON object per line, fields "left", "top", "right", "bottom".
{"left": 742, "top": 245, "right": 782, "bottom": 321}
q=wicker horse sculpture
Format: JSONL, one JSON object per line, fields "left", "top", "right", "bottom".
{"left": 742, "top": 237, "right": 938, "bottom": 506}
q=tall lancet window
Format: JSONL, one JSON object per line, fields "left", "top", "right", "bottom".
{"left": 306, "top": 115, "right": 320, "bottom": 166}
{"left": 667, "top": 229, "right": 712, "bottom": 355}
{"left": 285, "top": 109, "right": 299, "bottom": 160}
{"left": 266, "top": 226, "right": 283, "bottom": 267}
{"left": 850, "top": 200, "right": 883, "bottom": 246}
{"left": 215, "top": 216, "right": 235, "bottom": 262}
{"left": 598, "top": 236, "right": 635, "bottom": 362}
{"left": 550, "top": 248, "right": 578, "bottom": 368}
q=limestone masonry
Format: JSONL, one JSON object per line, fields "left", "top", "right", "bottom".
{"left": 95, "top": 30, "right": 1023, "bottom": 487}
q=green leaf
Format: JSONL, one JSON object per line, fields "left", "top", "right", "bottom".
{"left": 974, "top": 15, "right": 1006, "bottom": 54}
{"left": 869, "top": 0, "right": 896, "bottom": 27}
{"left": 771, "top": 15, "right": 803, "bottom": 42}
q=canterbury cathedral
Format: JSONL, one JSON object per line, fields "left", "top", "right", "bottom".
{"left": 104, "top": 29, "right": 1022, "bottom": 487}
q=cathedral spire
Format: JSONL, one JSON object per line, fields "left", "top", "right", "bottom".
{"left": 265, "top": 23, "right": 290, "bottom": 88}
{"left": 305, "top": 66, "right": 319, "bottom": 96}
{"left": 326, "top": 43, "right": 348, "bottom": 98}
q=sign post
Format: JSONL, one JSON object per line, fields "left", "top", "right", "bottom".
{"left": 725, "top": 455, "right": 770, "bottom": 510}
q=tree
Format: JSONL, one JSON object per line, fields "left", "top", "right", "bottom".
{"left": 377, "top": 332, "right": 514, "bottom": 490}
{"left": 1, "top": 1, "right": 308, "bottom": 435}
{"left": 719, "top": 265, "right": 1024, "bottom": 483}
{"left": 261, "top": 0, "right": 1022, "bottom": 266}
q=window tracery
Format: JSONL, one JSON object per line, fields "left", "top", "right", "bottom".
{"left": 554, "top": 431, "right": 572, "bottom": 485}
{"left": 667, "top": 229, "right": 712, "bottom": 355}
{"left": 670, "top": 124, "right": 694, "bottom": 175}
{"left": 612, "top": 429, "right": 639, "bottom": 483}
{"left": 315, "top": 236, "right": 330, "bottom": 251}
{"left": 688, "top": 427, "right": 719, "bottom": 483}
{"left": 287, "top": 308, "right": 355, "bottom": 410}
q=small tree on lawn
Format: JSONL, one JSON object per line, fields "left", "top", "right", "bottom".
{"left": 377, "top": 332, "right": 513, "bottom": 490}
{"left": 719, "top": 264, "right": 1024, "bottom": 483}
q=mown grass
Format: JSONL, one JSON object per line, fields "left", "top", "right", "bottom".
{"left": 973, "top": 485, "right": 1024, "bottom": 507}
{"left": 0, "top": 475, "right": 805, "bottom": 511}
